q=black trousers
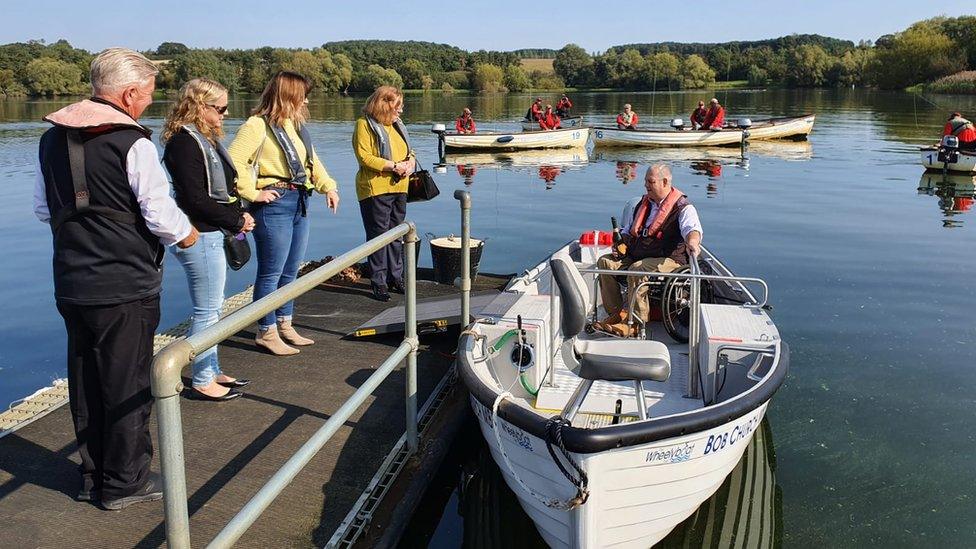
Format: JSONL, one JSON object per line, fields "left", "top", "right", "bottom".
{"left": 359, "top": 193, "right": 407, "bottom": 288}
{"left": 56, "top": 294, "right": 160, "bottom": 500}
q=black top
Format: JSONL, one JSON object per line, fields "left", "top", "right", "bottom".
{"left": 163, "top": 130, "right": 244, "bottom": 234}
{"left": 40, "top": 123, "right": 164, "bottom": 305}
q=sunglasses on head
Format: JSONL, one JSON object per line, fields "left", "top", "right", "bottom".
{"left": 208, "top": 104, "right": 228, "bottom": 115}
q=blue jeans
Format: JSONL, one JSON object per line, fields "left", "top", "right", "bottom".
{"left": 171, "top": 230, "right": 226, "bottom": 388}
{"left": 251, "top": 188, "right": 310, "bottom": 329}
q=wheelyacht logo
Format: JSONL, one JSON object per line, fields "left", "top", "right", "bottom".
{"left": 645, "top": 442, "right": 695, "bottom": 464}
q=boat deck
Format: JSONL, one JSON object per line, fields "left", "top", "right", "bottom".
{"left": 0, "top": 269, "right": 508, "bottom": 548}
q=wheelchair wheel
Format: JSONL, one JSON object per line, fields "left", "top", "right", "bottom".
{"left": 661, "top": 264, "right": 712, "bottom": 343}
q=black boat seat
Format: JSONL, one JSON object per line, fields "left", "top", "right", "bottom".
{"left": 574, "top": 339, "right": 671, "bottom": 382}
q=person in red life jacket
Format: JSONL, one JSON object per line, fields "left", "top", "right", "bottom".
{"left": 539, "top": 105, "right": 561, "bottom": 130}
{"left": 591, "top": 164, "right": 703, "bottom": 338}
{"left": 700, "top": 98, "right": 725, "bottom": 131}
{"left": 943, "top": 112, "right": 976, "bottom": 150}
{"left": 616, "top": 104, "right": 638, "bottom": 130}
{"left": 455, "top": 107, "right": 476, "bottom": 134}
{"left": 525, "top": 97, "right": 544, "bottom": 121}
{"left": 555, "top": 94, "right": 573, "bottom": 117}
{"left": 690, "top": 100, "right": 708, "bottom": 130}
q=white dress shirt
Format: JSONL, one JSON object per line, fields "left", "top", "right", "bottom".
{"left": 34, "top": 137, "right": 192, "bottom": 246}
{"left": 620, "top": 194, "right": 702, "bottom": 240}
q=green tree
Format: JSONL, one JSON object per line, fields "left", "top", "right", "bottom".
{"left": 530, "top": 71, "right": 565, "bottom": 90}
{"left": 278, "top": 50, "right": 326, "bottom": 87}
{"left": 503, "top": 64, "right": 531, "bottom": 92}
{"left": 399, "top": 58, "right": 427, "bottom": 89}
{"left": 871, "top": 26, "right": 966, "bottom": 88}
{"left": 787, "top": 44, "right": 834, "bottom": 87}
{"left": 171, "top": 50, "right": 239, "bottom": 90}
{"left": 156, "top": 42, "right": 189, "bottom": 57}
{"left": 681, "top": 54, "right": 716, "bottom": 89}
{"left": 831, "top": 48, "right": 874, "bottom": 87}
{"left": 553, "top": 44, "right": 593, "bottom": 87}
{"left": 353, "top": 64, "right": 403, "bottom": 91}
{"left": 615, "top": 49, "right": 645, "bottom": 89}
{"left": 641, "top": 52, "right": 680, "bottom": 90}
{"left": 747, "top": 65, "right": 768, "bottom": 86}
{"left": 24, "top": 57, "right": 85, "bottom": 95}
{"left": 473, "top": 63, "right": 506, "bottom": 92}
{"left": 0, "top": 68, "right": 26, "bottom": 96}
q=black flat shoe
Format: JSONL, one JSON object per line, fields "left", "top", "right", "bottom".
{"left": 185, "top": 388, "right": 243, "bottom": 402}
{"left": 372, "top": 283, "right": 391, "bottom": 302}
{"left": 217, "top": 378, "right": 251, "bottom": 388}
{"left": 389, "top": 279, "right": 405, "bottom": 294}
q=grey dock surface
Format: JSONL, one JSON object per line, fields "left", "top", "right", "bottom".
{"left": 0, "top": 269, "right": 509, "bottom": 548}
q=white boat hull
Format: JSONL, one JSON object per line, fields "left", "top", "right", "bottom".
{"left": 920, "top": 147, "right": 976, "bottom": 173}
{"left": 473, "top": 397, "right": 768, "bottom": 548}
{"left": 592, "top": 115, "right": 815, "bottom": 147}
{"left": 442, "top": 127, "right": 589, "bottom": 151}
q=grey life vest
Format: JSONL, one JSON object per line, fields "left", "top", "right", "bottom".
{"left": 950, "top": 117, "right": 974, "bottom": 136}
{"left": 181, "top": 125, "right": 237, "bottom": 203}
{"left": 365, "top": 116, "right": 412, "bottom": 161}
{"left": 265, "top": 117, "right": 315, "bottom": 188}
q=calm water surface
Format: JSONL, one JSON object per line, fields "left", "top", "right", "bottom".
{"left": 2, "top": 90, "right": 975, "bottom": 546}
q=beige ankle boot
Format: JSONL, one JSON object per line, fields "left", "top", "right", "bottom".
{"left": 255, "top": 326, "right": 299, "bottom": 356}
{"left": 277, "top": 319, "right": 314, "bottom": 346}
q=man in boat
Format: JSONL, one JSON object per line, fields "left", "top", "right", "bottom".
{"left": 690, "top": 100, "right": 708, "bottom": 130}
{"left": 539, "top": 105, "right": 562, "bottom": 131}
{"left": 700, "top": 98, "right": 725, "bottom": 131}
{"left": 593, "top": 164, "right": 702, "bottom": 338}
{"left": 616, "top": 104, "right": 638, "bottom": 130}
{"left": 455, "top": 107, "right": 476, "bottom": 134}
{"left": 34, "top": 48, "right": 197, "bottom": 509}
{"left": 555, "top": 94, "right": 573, "bottom": 117}
{"left": 944, "top": 112, "right": 976, "bottom": 150}
{"left": 525, "top": 97, "right": 544, "bottom": 122}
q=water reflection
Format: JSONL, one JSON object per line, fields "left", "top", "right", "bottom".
{"left": 409, "top": 419, "right": 781, "bottom": 548}
{"left": 437, "top": 149, "right": 589, "bottom": 186}
{"left": 918, "top": 172, "right": 976, "bottom": 227}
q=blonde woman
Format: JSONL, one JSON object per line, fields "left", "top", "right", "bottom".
{"left": 162, "top": 78, "right": 254, "bottom": 401}
{"left": 352, "top": 86, "right": 415, "bottom": 301}
{"left": 228, "top": 71, "right": 339, "bottom": 355}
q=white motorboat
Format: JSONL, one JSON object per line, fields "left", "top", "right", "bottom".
{"left": 457, "top": 239, "right": 788, "bottom": 548}
{"left": 920, "top": 136, "right": 976, "bottom": 173}
{"left": 522, "top": 116, "right": 585, "bottom": 132}
{"left": 432, "top": 124, "right": 589, "bottom": 152}
{"left": 591, "top": 115, "right": 815, "bottom": 148}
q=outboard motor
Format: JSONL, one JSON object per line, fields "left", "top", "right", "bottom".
{"left": 431, "top": 123, "right": 447, "bottom": 160}
{"left": 670, "top": 118, "right": 685, "bottom": 131}
{"left": 737, "top": 118, "right": 752, "bottom": 150}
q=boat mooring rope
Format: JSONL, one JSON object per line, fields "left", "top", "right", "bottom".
{"left": 490, "top": 392, "right": 589, "bottom": 510}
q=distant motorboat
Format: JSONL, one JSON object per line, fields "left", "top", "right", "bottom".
{"left": 592, "top": 115, "right": 816, "bottom": 148}
{"left": 521, "top": 116, "right": 584, "bottom": 132}
{"left": 432, "top": 124, "right": 589, "bottom": 152}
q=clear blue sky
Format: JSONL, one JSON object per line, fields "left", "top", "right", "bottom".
{"left": 3, "top": 1, "right": 973, "bottom": 53}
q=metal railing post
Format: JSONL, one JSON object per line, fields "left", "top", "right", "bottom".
{"left": 687, "top": 252, "right": 702, "bottom": 399}
{"left": 404, "top": 222, "right": 419, "bottom": 454}
{"left": 150, "top": 339, "right": 194, "bottom": 549}
{"left": 453, "top": 190, "right": 472, "bottom": 326}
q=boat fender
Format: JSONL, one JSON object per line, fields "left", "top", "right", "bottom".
{"left": 495, "top": 135, "right": 515, "bottom": 143}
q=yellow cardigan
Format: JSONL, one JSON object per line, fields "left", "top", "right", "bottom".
{"left": 227, "top": 116, "right": 337, "bottom": 202}
{"left": 352, "top": 117, "right": 412, "bottom": 201}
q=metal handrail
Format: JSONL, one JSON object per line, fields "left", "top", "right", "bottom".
{"left": 578, "top": 268, "right": 770, "bottom": 309}
{"left": 150, "top": 222, "right": 420, "bottom": 549}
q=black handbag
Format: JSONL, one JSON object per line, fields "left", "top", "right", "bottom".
{"left": 406, "top": 160, "right": 440, "bottom": 203}
{"left": 222, "top": 230, "right": 251, "bottom": 271}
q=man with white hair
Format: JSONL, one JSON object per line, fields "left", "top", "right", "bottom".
{"left": 34, "top": 48, "right": 197, "bottom": 510}
{"left": 593, "top": 164, "right": 702, "bottom": 337}
{"left": 700, "top": 98, "right": 725, "bottom": 131}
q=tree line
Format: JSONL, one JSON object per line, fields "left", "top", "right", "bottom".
{"left": 0, "top": 15, "right": 973, "bottom": 98}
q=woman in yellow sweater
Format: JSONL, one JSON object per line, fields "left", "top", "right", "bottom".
{"left": 228, "top": 71, "right": 340, "bottom": 355}
{"left": 352, "top": 86, "right": 415, "bottom": 301}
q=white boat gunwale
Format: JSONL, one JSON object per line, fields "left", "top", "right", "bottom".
{"left": 456, "top": 243, "right": 790, "bottom": 455}
{"left": 590, "top": 113, "right": 816, "bottom": 148}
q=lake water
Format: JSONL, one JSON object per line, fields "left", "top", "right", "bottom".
{"left": 3, "top": 89, "right": 975, "bottom": 546}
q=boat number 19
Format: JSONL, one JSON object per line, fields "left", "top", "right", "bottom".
{"left": 928, "top": 154, "right": 933, "bottom": 164}
{"left": 572, "top": 131, "right": 581, "bottom": 139}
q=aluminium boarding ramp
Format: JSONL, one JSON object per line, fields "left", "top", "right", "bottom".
{"left": 349, "top": 289, "right": 501, "bottom": 338}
